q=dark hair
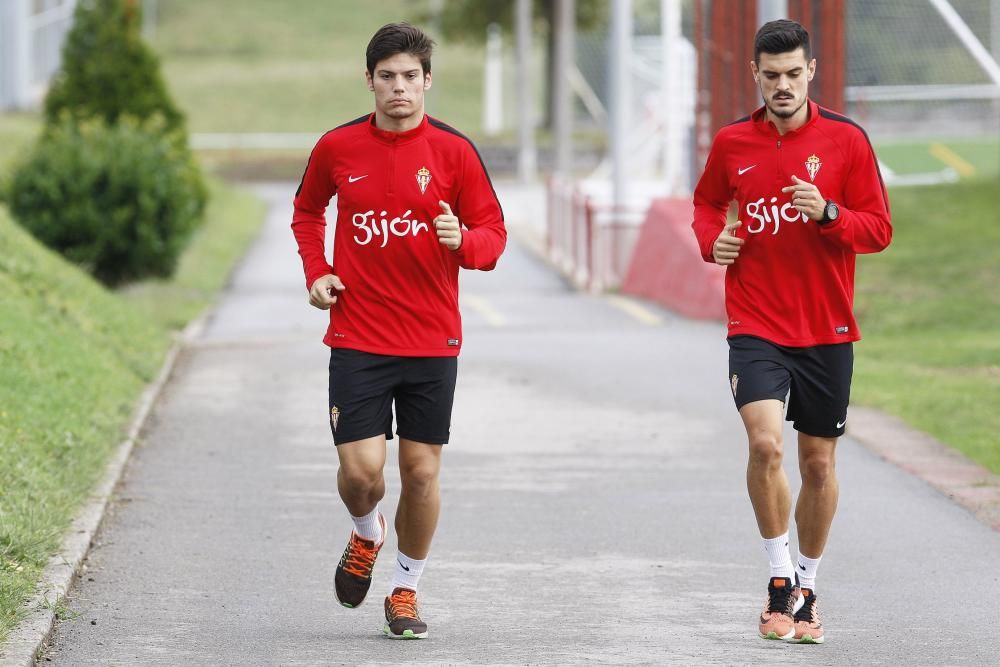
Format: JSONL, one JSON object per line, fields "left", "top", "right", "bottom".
{"left": 366, "top": 22, "right": 434, "bottom": 76}
{"left": 754, "top": 19, "right": 811, "bottom": 62}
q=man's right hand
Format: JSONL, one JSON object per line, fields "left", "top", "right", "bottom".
{"left": 712, "top": 220, "right": 745, "bottom": 266}
{"left": 309, "top": 274, "right": 346, "bottom": 310}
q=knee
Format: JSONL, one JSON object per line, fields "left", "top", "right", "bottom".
{"left": 748, "top": 430, "right": 783, "bottom": 468}
{"left": 400, "top": 459, "right": 440, "bottom": 495}
{"left": 801, "top": 455, "right": 835, "bottom": 486}
{"left": 339, "top": 464, "right": 384, "bottom": 495}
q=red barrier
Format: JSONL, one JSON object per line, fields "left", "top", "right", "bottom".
{"left": 621, "top": 197, "right": 727, "bottom": 321}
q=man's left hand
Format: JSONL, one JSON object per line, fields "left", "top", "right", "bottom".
{"left": 434, "top": 201, "right": 463, "bottom": 251}
{"left": 782, "top": 175, "right": 825, "bottom": 221}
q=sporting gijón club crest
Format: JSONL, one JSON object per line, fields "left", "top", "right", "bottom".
{"left": 805, "top": 154, "right": 822, "bottom": 181}
{"left": 416, "top": 166, "right": 432, "bottom": 194}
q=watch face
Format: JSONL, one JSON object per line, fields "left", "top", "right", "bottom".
{"left": 827, "top": 202, "right": 839, "bottom": 220}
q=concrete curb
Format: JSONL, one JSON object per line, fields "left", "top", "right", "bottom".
{"left": 849, "top": 406, "right": 1000, "bottom": 531}
{"left": 0, "top": 316, "right": 207, "bottom": 667}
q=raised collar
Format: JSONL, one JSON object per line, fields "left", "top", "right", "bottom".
{"left": 367, "top": 112, "right": 429, "bottom": 145}
{"left": 752, "top": 99, "right": 819, "bottom": 138}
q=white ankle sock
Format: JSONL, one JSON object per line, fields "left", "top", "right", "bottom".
{"left": 796, "top": 552, "right": 822, "bottom": 591}
{"left": 350, "top": 507, "right": 383, "bottom": 543}
{"left": 390, "top": 551, "right": 426, "bottom": 593}
{"left": 763, "top": 532, "right": 795, "bottom": 580}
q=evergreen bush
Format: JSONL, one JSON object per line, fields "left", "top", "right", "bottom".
{"left": 4, "top": 120, "right": 204, "bottom": 285}
{"left": 44, "top": 0, "right": 186, "bottom": 138}
{"left": 8, "top": 0, "right": 209, "bottom": 284}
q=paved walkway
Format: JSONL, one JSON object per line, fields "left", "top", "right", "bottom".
{"left": 43, "top": 183, "right": 1000, "bottom": 665}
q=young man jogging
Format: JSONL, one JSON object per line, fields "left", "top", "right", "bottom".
{"left": 692, "top": 20, "right": 891, "bottom": 643}
{"left": 291, "top": 22, "right": 506, "bottom": 639}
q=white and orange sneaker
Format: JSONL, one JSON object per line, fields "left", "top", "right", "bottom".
{"left": 758, "top": 576, "right": 801, "bottom": 640}
{"left": 792, "top": 587, "right": 824, "bottom": 644}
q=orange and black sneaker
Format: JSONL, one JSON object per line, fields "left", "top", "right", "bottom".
{"left": 758, "top": 576, "right": 801, "bottom": 640}
{"left": 334, "top": 512, "right": 385, "bottom": 608}
{"left": 792, "top": 587, "right": 824, "bottom": 644}
{"left": 383, "top": 587, "right": 428, "bottom": 639}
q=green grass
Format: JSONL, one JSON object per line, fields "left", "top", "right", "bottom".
{"left": 120, "top": 182, "right": 265, "bottom": 329}
{"left": 0, "top": 114, "right": 41, "bottom": 178}
{"left": 151, "top": 0, "right": 487, "bottom": 135}
{"left": 876, "top": 138, "right": 1000, "bottom": 180}
{"left": 854, "top": 179, "right": 1000, "bottom": 473}
{"left": 0, "top": 180, "right": 264, "bottom": 643}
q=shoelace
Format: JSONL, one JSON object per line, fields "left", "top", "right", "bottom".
{"left": 794, "top": 595, "right": 819, "bottom": 623}
{"left": 342, "top": 535, "right": 379, "bottom": 577}
{"left": 388, "top": 590, "right": 420, "bottom": 620}
{"left": 767, "top": 585, "right": 795, "bottom": 614}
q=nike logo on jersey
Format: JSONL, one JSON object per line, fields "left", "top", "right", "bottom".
{"left": 836, "top": 419, "right": 847, "bottom": 429}
{"left": 348, "top": 175, "right": 368, "bottom": 183}
{"left": 738, "top": 165, "right": 757, "bottom": 175}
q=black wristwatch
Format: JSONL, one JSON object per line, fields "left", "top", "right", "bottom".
{"left": 820, "top": 199, "right": 840, "bottom": 225}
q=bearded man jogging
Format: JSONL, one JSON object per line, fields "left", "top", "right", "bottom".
{"left": 291, "top": 22, "right": 506, "bottom": 640}
{"left": 691, "top": 19, "right": 891, "bottom": 644}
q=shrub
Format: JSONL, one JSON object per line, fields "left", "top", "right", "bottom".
{"left": 44, "top": 0, "right": 185, "bottom": 138}
{"left": 4, "top": 120, "right": 205, "bottom": 285}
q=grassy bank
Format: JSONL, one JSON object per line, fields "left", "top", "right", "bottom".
{"left": 854, "top": 178, "right": 1000, "bottom": 473}
{"left": 0, "top": 180, "right": 265, "bottom": 642}
{"left": 876, "top": 138, "right": 1000, "bottom": 180}
{"left": 0, "top": 115, "right": 41, "bottom": 178}
{"left": 151, "top": 0, "right": 487, "bottom": 135}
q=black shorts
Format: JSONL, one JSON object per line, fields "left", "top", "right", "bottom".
{"left": 727, "top": 335, "right": 853, "bottom": 438}
{"left": 328, "top": 349, "right": 457, "bottom": 446}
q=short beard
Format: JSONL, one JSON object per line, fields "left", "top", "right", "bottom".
{"left": 384, "top": 106, "right": 416, "bottom": 119}
{"left": 766, "top": 96, "right": 805, "bottom": 119}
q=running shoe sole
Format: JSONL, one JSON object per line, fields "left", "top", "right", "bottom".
{"left": 383, "top": 623, "right": 428, "bottom": 640}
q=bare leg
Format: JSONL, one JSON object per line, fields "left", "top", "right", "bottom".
{"left": 740, "top": 400, "right": 791, "bottom": 538}
{"left": 795, "top": 433, "right": 839, "bottom": 558}
{"left": 335, "top": 436, "right": 387, "bottom": 517}
{"left": 395, "top": 439, "right": 443, "bottom": 559}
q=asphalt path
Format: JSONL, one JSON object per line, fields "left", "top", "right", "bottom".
{"left": 43, "top": 183, "right": 1000, "bottom": 665}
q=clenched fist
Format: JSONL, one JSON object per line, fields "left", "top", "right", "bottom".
{"left": 781, "top": 175, "right": 825, "bottom": 221}
{"left": 309, "top": 274, "right": 345, "bottom": 310}
{"left": 434, "top": 201, "right": 463, "bottom": 251}
{"left": 713, "top": 220, "right": 745, "bottom": 266}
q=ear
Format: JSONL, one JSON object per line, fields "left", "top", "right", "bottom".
{"left": 807, "top": 58, "right": 816, "bottom": 81}
{"left": 365, "top": 70, "right": 374, "bottom": 91}
{"left": 424, "top": 71, "right": 433, "bottom": 91}
{"left": 750, "top": 60, "right": 759, "bottom": 83}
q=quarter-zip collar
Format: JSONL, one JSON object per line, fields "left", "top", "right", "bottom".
{"left": 752, "top": 99, "right": 819, "bottom": 139}
{"left": 367, "top": 112, "right": 429, "bottom": 145}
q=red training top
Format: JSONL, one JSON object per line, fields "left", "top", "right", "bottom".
{"left": 292, "top": 113, "right": 506, "bottom": 356}
{"left": 692, "top": 100, "right": 892, "bottom": 347}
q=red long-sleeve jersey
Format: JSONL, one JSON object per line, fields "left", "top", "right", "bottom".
{"left": 292, "top": 113, "right": 506, "bottom": 356}
{"left": 692, "top": 100, "right": 892, "bottom": 347}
